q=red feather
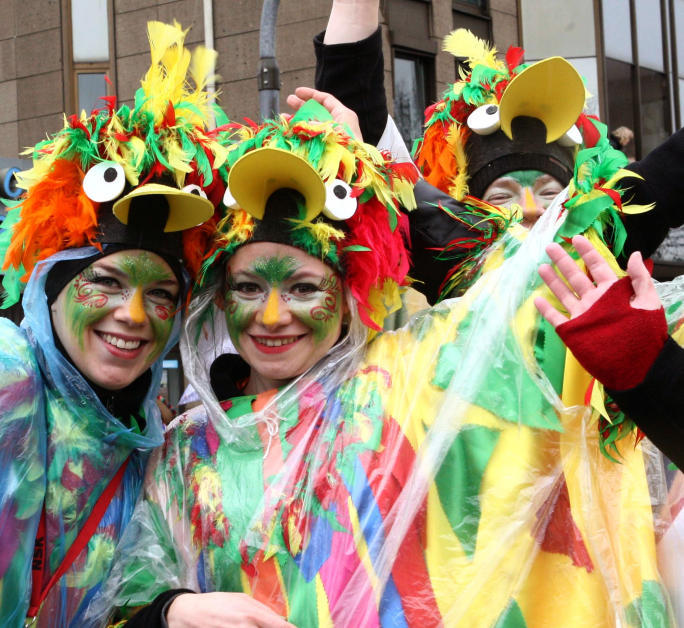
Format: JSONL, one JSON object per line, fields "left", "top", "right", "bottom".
{"left": 505, "top": 46, "right": 525, "bottom": 74}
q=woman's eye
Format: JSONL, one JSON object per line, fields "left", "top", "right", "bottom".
{"left": 484, "top": 193, "right": 514, "bottom": 205}
{"left": 291, "top": 283, "right": 319, "bottom": 297}
{"left": 147, "top": 288, "right": 176, "bottom": 302}
{"left": 539, "top": 187, "right": 562, "bottom": 199}
{"left": 88, "top": 275, "right": 121, "bottom": 289}
{"left": 234, "top": 282, "right": 262, "bottom": 295}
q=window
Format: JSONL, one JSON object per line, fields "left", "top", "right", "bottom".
{"left": 393, "top": 53, "right": 431, "bottom": 145}
{"left": 600, "top": 0, "right": 672, "bottom": 159}
{"left": 68, "top": 0, "right": 114, "bottom": 114}
{"left": 386, "top": 0, "right": 437, "bottom": 146}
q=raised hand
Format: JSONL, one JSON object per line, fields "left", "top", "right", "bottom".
{"left": 534, "top": 234, "right": 668, "bottom": 391}
{"left": 534, "top": 234, "right": 661, "bottom": 329}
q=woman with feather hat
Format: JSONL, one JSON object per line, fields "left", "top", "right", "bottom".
{"left": 0, "top": 21, "right": 233, "bottom": 627}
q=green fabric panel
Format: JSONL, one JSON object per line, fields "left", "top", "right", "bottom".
{"left": 279, "top": 553, "right": 319, "bottom": 628}
{"left": 533, "top": 317, "right": 566, "bottom": 396}
{"left": 432, "top": 328, "right": 562, "bottom": 431}
{"left": 494, "top": 600, "right": 528, "bottom": 628}
{"left": 434, "top": 424, "right": 500, "bottom": 559}
{"left": 624, "top": 580, "right": 671, "bottom": 628}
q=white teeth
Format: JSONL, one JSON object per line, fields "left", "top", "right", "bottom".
{"left": 101, "top": 333, "right": 142, "bottom": 350}
{"left": 258, "top": 337, "right": 298, "bottom": 347}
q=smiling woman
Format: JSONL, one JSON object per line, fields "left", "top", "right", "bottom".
{"left": 51, "top": 250, "right": 180, "bottom": 391}
{"left": 225, "top": 242, "right": 344, "bottom": 393}
{"left": 0, "top": 21, "right": 234, "bottom": 628}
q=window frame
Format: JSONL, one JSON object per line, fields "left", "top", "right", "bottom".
{"left": 61, "top": 0, "right": 116, "bottom": 116}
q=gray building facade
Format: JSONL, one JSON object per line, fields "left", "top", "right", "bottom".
{"left": 0, "top": 0, "right": 682, "bottom": 269}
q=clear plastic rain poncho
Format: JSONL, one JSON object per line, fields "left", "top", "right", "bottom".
{"left": 96, "top": 174, "right": 683, "bottom": 624}
{"left": 0, "top": 246, "right": 180, "bottom": 628}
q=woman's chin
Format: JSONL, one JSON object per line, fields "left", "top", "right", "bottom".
{"left": 85, "top": 365, "right": 143, "bottom": 391}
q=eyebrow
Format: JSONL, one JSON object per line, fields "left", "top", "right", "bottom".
{"left": 93, "top": 262, "right": 178, "bottom": 286}
{"left": 229, "top": 268, "right": 327, "bottom": 282}
{"left": 91, "top": 262, "right": 127, "bottom": 278}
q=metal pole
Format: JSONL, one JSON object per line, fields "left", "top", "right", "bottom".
{"left": 203, "top": 0, "right": 216, "bottom": 128}
{"left": 258, "top": 0, "right": 281, "bottom": 121}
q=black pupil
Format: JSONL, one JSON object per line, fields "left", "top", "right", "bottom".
{"left": 333, "top": 184, "right": 347, "bottom": 199}
{"left": 485, "top": 105, "right": 498, "bottom": 115}
{"left": 104, "top": 167, "right": 118, "bottom": 183}
{"left": 190, "top": 188, "right": 201, "bottom": 195}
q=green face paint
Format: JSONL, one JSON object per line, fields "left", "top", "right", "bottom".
{"left": 113, "top": 252, "right": 177, "bottom": 363}
{"left": 64, "top": 271, "right": 112, "bottom": 349}
{"left": 502, "top": 170, "right": 546, "bottom": 188}
{"left": 224, "top": 255, "right": 343, "bottom": 346}
{"left": 61, "top": 251, "right": 178, "bottom": 358}
{"left": 289, "top": 274, "right": 342, "bottom": 343}
{"left": 252, "top": 255, "right": 297, "bottom": 284}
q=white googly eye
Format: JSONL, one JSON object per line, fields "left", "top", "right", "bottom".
{"left": 467, "top": 104, "right": 501, "bottom": 135}
{"left": 181, "top": 183, "right": 208, "bottom": 199}
{"left": 222, "top": 184, "right": 240, "bottom": 209}
{"left": 322, "top": 179, "right": 357, "bottom": 220}
{"left": 557, "top": 125, "right": 582, "bottom": 147}
{"left": 82, "top": 161, "right": 125, "bottom": 202}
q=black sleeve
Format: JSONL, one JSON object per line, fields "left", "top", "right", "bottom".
{"left": 314, "top": 27, "right": 388, "bottom": 146}
{"left": 408, "top": 180, "right": 504, "bottom": 304}
{"left": 619, "top": 128, "right": 684, "bottom": 259}
{"left": 123, "top": 589, "right": 194, "bottom": 628}
{"left": 607, "top": 337, "right": 684, "bottom": 470}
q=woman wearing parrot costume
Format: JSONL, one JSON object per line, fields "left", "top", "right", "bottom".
{"left": 0, "top": 21, "right": 232, "bottom": 627}
{"left": 91, "top": 86, "right": 683, "bottom": 627}
{"left": 309, "top": 0, "right": 684, "bottom": 470}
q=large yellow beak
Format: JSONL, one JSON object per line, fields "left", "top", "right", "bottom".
{"left": 499, "top": 57, "right": 585, "bottom": 143}
{"left": 227, "top": 147, "right": 326, "bottom": 222}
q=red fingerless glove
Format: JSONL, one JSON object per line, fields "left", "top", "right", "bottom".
{"left": 555, "top": 276, "right": 669, "bottom": 390}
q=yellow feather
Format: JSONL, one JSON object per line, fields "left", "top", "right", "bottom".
{"left": 443, "top": 29, "right": 500, "bottom": 70}
{"left": 319, "top": 142, "right": 344, "bottom": 183}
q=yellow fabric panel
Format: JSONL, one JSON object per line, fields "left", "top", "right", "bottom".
{"left": 315, "top": 574, "right": 334, "bottom": 628}
{"left": 520, "top": 549, "right": 614, "bottom": 627}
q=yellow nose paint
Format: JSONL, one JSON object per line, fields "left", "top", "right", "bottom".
{"left": 128, "top": 287, "right": 147, "bottom": 324}
{"left": 522, "top": 187, "right": 536, "bottom": 210}
{"left": 262, "top": 288, "right": 281, "bottom": 325}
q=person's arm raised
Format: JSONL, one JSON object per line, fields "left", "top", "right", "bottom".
{"left": 535, "top": 235, "right": 684, "bottom": 469}
{"left": 324, "top": 0, "right": 379, "bottom": 44}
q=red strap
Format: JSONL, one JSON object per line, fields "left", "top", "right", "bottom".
{"left": 27, "top": 457, "right": 130, "bottom": 619}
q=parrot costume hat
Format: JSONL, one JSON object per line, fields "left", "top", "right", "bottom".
{"left": 198, "top": 100, "right": 419, "bottom": 331}
{"left": 0, "top": 20, "right": 234, "bottom": 307}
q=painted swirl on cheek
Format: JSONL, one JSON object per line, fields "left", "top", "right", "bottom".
{"left": 145, "top": 304, "right": 176, "bottom": 364}
{"left": 224, "top": 295, "right": 256, "bottom": 351}
{"left": 310, "top": 275, "right": 339, "bottom": 322}
{"left": 73, "top": 274, "right": 109, "bottom": 309}
{"left": 65, "top": 273, "right": 113, "bottom": 350}
{"left": 154, "top": 305, "right": 172, "bottom": 321}
{"left": 300, "top": 274, "right": 342, "bottom": 343}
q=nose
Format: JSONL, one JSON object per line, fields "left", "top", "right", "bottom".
{"left": 259, "top": 288, "right": 290, "bottom": 327}
{"left": 117, "top": 286, "right": 147, "bottom": 325}
{"left": 521, "top": 187, "right": 544, "bottom": 224}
